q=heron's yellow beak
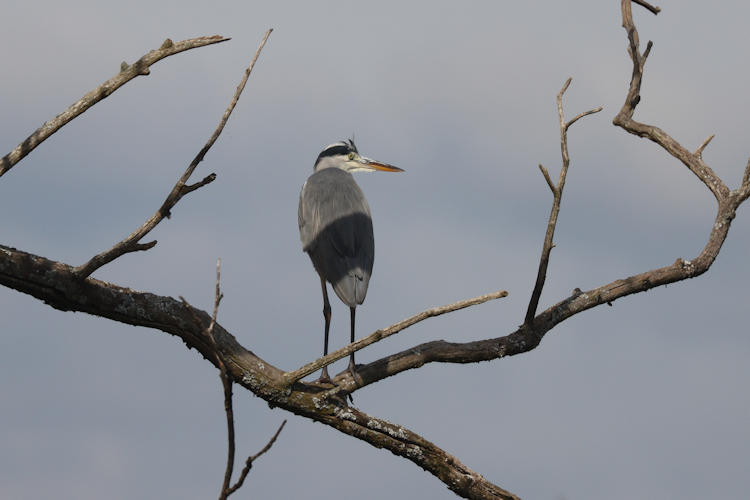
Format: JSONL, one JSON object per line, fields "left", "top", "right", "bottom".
{"left": 362, "top": 159, "right": 404, "bottom": 172}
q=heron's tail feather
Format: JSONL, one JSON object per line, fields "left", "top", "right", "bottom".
{"left": 332, "top": 268, "right": 369, "bottom": 306}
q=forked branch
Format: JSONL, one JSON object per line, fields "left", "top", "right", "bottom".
{"left": 72, "top": 29, "right": 273, "bottom": 279}
{"left": 524, "top": 78, "right": 602, "bottom": 326}
{"left": 613, "top": 0, "right": 729, "bottom": 203}
{"left": 185, "top": 259, "right": 285, "bottom": 500}
{"left": 3, "top": 4, "right": 750, "bottom": 500}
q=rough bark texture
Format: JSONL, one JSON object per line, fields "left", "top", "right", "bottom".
{"left": 2, "top": 3, "right": 749, "bottom": 499}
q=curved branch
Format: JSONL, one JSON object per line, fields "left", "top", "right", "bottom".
{"left": 613, "top": 0, "right": 729, "bottom": 202}
{"left": 0, "top": 244, "right": 517, "bottom": 500}
{"left": 2, "top": 6, "right": 748, "bottom": 499}
{"left": 0, "top": 36, "right": 230, "bottom": 177}
{"left": 333, "top": 197, "right": 738, "bottom": 390}
{"left": 327, "top": 0, "right": 749, "bottom": 392}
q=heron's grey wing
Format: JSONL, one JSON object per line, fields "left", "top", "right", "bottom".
{"left": 299, "top": 168, "right": 374, "bottom": 306}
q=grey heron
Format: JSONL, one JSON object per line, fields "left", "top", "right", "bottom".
{"left": 298, "top": 139, "right": 403, "bottom": 383}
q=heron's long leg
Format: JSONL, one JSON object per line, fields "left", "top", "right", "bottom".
{"left": 348, "top": 306, "right": 356, "bottom": 375}
{"left": 318, "top": 275, "right": 332, "bottom": 383}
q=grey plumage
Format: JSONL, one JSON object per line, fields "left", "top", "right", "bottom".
{"left": 299, "top": 167, "right": 374, "bottom": 306}
{"left": 298, "top": 139, "right": 402, "bottom": 382}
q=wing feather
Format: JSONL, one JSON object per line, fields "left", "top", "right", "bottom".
{"left": 299, "top": 168, "right": 374, "bottom": 306}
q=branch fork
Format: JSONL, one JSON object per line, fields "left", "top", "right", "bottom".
{"left": 5, "top": 3, "right": 750, "bottom": 500}
{"left": 71, "top": 29, "right": 273, "bottom": 279}
{"left": 525, "top": 78, "right": 602, "bottom": 326}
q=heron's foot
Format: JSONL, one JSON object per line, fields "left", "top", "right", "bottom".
{"left": 347, "top": 361, "right": 358, "bottom": 382}
{"left": 315, "top": 367, "right": 332, "bottom": 385}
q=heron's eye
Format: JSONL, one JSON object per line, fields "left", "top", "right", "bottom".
{"left": 348, "top": 153, "right": 355, "bottom": 160}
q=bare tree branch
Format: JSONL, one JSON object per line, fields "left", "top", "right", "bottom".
{"left": 694, "top": 134, "right": 715, "bottom": 159}
{"left": 225, "top": 420, "right": 287, "bottom": 496}
{"left": 614, "top": 1, "right": 729, "bottom": 203}
{"left": 0, "top": 244, "right": 519, "bottom": 500}
{"left": 632, "top": 0, "right": 661, "bottom": 14}
{"left": 209, "top": 258, "right": 225, "bottom": 338}
{"left": 325, "top": 0, "right": 749, "bottom": 395}
{"left": 524, "top": 78, "right": 602, "bottom": 327}
{"left": 284, "top": 289, "right": 508, "bottom": 386}
{"left": 72, "top": 29, "right": 273, "bottom": 279}
{"left": 538, "top": 164, "right": 556, "bottom": 194}
{"left": 202, "top": 260, "right": 236, "bottom": 500}
{"left": 0, "top": 36, "right": 230, "bottom": 178}
{"left": 184, "top": 259, "right": 279, "bottom": 500}
{"left": 2, "top": 4, "right": 749, "bottom": 499}
{"left": 741, "top": 157, "right": 750, "bottom": 192}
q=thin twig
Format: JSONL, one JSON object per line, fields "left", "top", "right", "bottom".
{"left": 632, "top": 0, "right": 661, "bottom": 14}
{"left": 524, "top": 79, "right": 601, "bottom": 327}
{"left": 225, "top": 420, "right": 287, "bottom": 496}
{"left": 197, "top": 258, "right": 234, "bottom": 500}
{"left": 695, "top": 134, "right": 715, "bottom": 159}
{"left": 73, "top": 29, "right": 273, "bottom": 279}
{"left": 284, "top": 289, "right": 508, "bottom": 386}
{"left": 208, "top": 258, "right": 225, "bottom": 337}
{"left": 744, "top": 158, "right": 750, "bottom": 187}
{"left": 184, "top": 173, "right": 218, "bottom": 196}
{"left": 0, "top": 36, "right": 230, "bottom": 178}
{"left": 566, "top": 106, "right": 604, "bottom": 130}
{"left": 538, "top": 164, "right": 556, "bottom": 194}
{"left": 218, "top": 367, "right": 235, "bottom": 500}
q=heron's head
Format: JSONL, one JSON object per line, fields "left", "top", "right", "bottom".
{"left": 313, "top": 139, "right": 403, "bottom": 174}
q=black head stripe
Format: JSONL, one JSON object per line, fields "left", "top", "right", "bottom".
{"left": 315, "top": 140, "right": 358, "bottom": 166}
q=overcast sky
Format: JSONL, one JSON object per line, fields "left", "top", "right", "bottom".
{"left": 1, "top": 1, "right": 749, "bottom": 499}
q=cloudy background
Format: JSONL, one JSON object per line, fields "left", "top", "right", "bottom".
{"left": 1, "top": 1, "right": 749, "bottom": 499}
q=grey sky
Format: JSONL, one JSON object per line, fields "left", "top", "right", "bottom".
{"left": 1, "top": 1, "right": 749, "bottom": 499}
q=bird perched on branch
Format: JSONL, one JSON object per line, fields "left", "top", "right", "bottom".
{"left": 298, "top": 139, "right": 403, "bottom": 382}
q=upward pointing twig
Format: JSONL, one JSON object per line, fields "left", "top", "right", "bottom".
{"left": 525, "top": 78, "right": 602, "bottom": 327}
{"left": 72, "top": 29, "right": 273, "bottom": 279}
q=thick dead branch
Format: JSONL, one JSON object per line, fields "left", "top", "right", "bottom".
{"left": 0, "top": 244, "right": 517, "bottom": 500}
{"left": 524, "top": 78, "right": 602, "bottom": 326}
{"left": 284, "top": 289, "right": 508, "bottom": 386}
{"left": 0, "top": 36, "right": 230, "bottom": 177}
{"left": 2, "top": 5, "right": 749, "bottom": 500}
{"left": 73, "top": 29, "right": 273, "bottom": 279}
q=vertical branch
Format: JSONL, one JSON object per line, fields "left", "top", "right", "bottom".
{"left": 525, "top": 79, "right": 602, "bottom": 326}
{"left": 218, "top": 368, "right": 235, "bottom": 500}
